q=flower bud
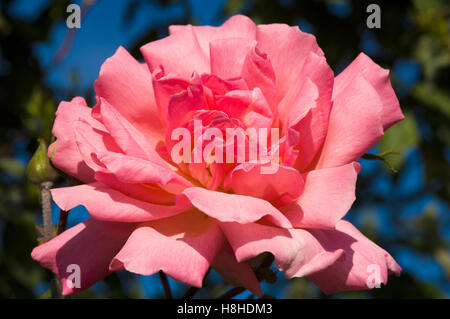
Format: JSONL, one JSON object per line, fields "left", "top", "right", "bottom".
{"left": 26, "top": 138, "right": 58, "bottom": 184}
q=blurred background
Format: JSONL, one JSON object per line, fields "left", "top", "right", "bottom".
{"left": 0, "top": 0, "right": 449, "bottom": 298}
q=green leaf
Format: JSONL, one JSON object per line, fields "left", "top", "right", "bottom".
{"left": 362, "top": 152, "right": 402, "bottom": 174}
{"left": 378, "top": 112, "right": 420, "bottom": 170}
{"left": 413, "top": 83, "right": 450, "bottom": 118}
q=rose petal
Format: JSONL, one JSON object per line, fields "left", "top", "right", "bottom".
{"left": 110, "top": 210, "right": 224, "bottom": 287}
{"left": 152, "top": 67, "right": 189, "bottom": 128}
{"left": 280, "top": 162, "right": 360, "bottom": 229}
{"left": 256, "top": 23, "right": 323, "bottom": 100}
{"left": 51, "top": 182, "right": 186, "bottom": 222}
{"left": 48, "top": 98, "right": 99, "bottom": 183}
{"left": 94, "top": 97, "right": 169, "bottom": 167}
{"left": 73, "top": 119, "right": 121, "bottom": 172}
{"left": 333, "top": 53, "right": 404, "bottom": 130}
{"left": 315, "top": 74, "right": 384, "bottom": 169}
{"left": 98, "top": 152, "right": 192, "bottom": 195}
{"left": 282, "top": 52, "right": 334, "bottom": 172}
{"left": 220, "top": 221, "right": 344, "bottom": 280}
{"left": 224, "top": 162, "right": 304, "bottom": 206}
{"left": 141, "top": 25, "right": 210, "bottom": 78}
{"left": 178, "top": 187, "right": 292, "bottom": 228}
{"left": 94, "top": 46, "right": 164, "bottom": 145}
{"left": 168, "top": 15, "right": 256, "bottom": 65}
{"left": 307, "top": 220, "right": 402, "bottom": 294}
{"left": 212, "top": 243, "right": 262, "bottom": 297}
{"left": 31, "top": 218, "right": 135, "bottom": 295}
{"left": 241, "top": 43, "right": 277, "bottom": 113}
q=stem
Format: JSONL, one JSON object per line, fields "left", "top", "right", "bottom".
{"left": 183, "top": 287, "right": 199, "bottom": 299}
{"left": 51, "top": 277, "right": 63, "bottom": 299}
{"left": 57, "top": 209, "right": 69, "bottom": 235}
{"left": 217, "top": 253, "right": 275, "bottom": 299}
{"left": 40, "top": 181, "right": 64, "bottom": 298}
{"left": 183, "top": 268, "right": 211, "bottom": 299}
{"left": 158, "top": 271, "right": 172, "bottom": 299}
{"left": 255, "top": 253, "right": 274, "bottom": 281}
{"left": 40, "top": 181, "right": 53, "bottom": 239}
{"left": 217, "top": 287, "right": 246, "bottom": 299}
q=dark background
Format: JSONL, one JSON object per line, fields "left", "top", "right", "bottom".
{"left": 0, "top": 0, "right": 449, "bottom": 298}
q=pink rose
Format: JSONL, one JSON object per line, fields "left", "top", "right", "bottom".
{"left": 32, "top": 15, "right": 403, "bottom": 296}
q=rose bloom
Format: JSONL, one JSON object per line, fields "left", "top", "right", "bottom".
{"left": 32, "top": 15, "right": 403, "bottom": 296}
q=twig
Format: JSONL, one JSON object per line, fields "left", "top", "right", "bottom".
{"left": 158, "top": 271, "right": 172, "bottom": 299}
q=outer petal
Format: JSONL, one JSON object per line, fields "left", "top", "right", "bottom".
{"left": 316, "top": 74, "right": 384, "bottom": 169}
{"left": 212, "top": 244, "right": 262, "bottom": 297}
{"left": 220, "top": 222, "right": 344, "bottom": 279}
{"left": 98, "top": 152, "right": 192, "bottom": 195}
{"left": 280, "top": 162, "right": 360, "bottom": 229}
{"left": 256, "top": 23, "right": 323, "bottom": 100}
{"left": 177, "top": 187, "right": 292, "bottom": 228}
{"left": 221, "top": 219, "right": 401, "bottom": 294}
{"left": 51, "top": 183, "right": 186, "bottom": 222}
{"left": 168, "top": 15, "right": 256, "bottom": 66}
{"left": 224, "top": 162, "right": 304, "bottom": 206}
{"left": 48, "top": 98, "right": 98, "bottom": 183}
{"left": 307, "top": 220, "right": 402, "bottom": 294}
{"left": 333, "top": 53, "right": 404, "bottom": 130}
{"left": 94, "top": 171, "right": 176, "bottom": 205}
{"left": 110, "top": 210, "right": 224, "bottom": 287}
{"left": 141, "top": 25, "right": 210, "bottom": 78}
{"left": 31, "top": 218, "right": 135, "bottom": 295}
{"left": 94, "top": 46, "right": 164, "bottom": 145}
